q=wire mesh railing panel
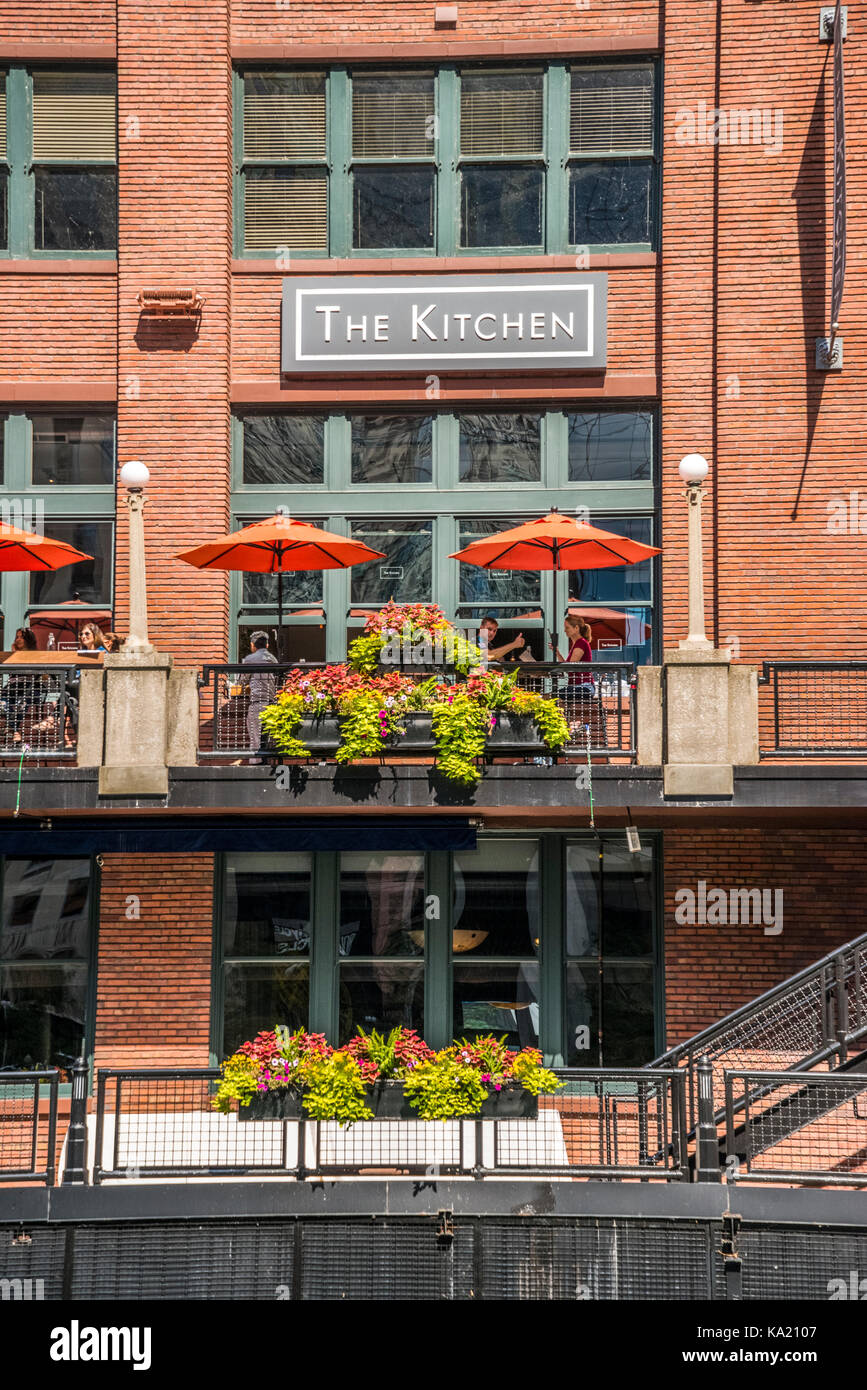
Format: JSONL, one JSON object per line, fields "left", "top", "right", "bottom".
{"left": 312, "top": 1119, "right": 464, "bottom": 1174}
{"left": 491, "top": 1071, "right": 687, "bottom": 1179}
{"left": 94, "top": 1072, "right": 290, "bottom": 1179}
{"left": 760, "top": 662, "right": 867, "bottom": 756}
{"left": 0, "top": 1072, "right": 58, "bottom": 1183}
{"left": 0, "top": 667, "right": 76, "bottom": 759}
{"left": 726, "top": 1071, "right": 867, "bottom": 1186}
{"left": 512, "top": 662, "right": 635, "bottom": 757}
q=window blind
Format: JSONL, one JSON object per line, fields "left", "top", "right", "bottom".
{"left": 244, "top": 172, "right": 328, "bottom": 250}
{"left": 32, "top": 71, "right": 116, "bottom": 161}
{"left": 460, "top": 77, "right": 543, "bottom": 157}
{"left": 243, "top": 78, "right": 326, "bottom": 161}
{"left": 352, "top": 80, "right": 434, "bottom": 158}
{"left": 570, "top": 68, "right": 654, "bottom": 155}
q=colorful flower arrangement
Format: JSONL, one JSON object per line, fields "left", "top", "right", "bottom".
{"left": 212, "top": 1026, "right": 562, "bottom": 1123}
{"left": 257, "top": 606, "right": 570, "bottom": 782}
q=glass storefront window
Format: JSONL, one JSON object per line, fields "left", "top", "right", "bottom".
{"left": 459, "top": 413, "right": 542, "bottom": 483}
{"left": 568, "top": 411, "right": 653, "bottom": 483}
{"left": 223, "top": 963, "right": 310, "bottom": 1057}
{"left": 351, "top": 415, "right": 433, "bottom": 485}
{"left": 453, "top": 962, "right": 540, "bottom": 1050}
{"left": 565, "top": 838, "right": 656, "bottom": 1066}
{"left": 241, "top": 416, "right": 325, "bottom": 486}
{"left": 337, "top": 852, "right": 425, "bottom": 1042}
{"left": 29, "top": 521, "right": 113, "bottom": 606}
{"left": 221, "top": 853, "right": 313, "bottom": 1055}
{"left": 0, "top": 857, "right": 94, "bottom": 1072}
{"left": 31, "top": 414, "right": 114, "bottom": 486}
{"left": 458, "top": 518, "right": 542, "bottom": 611}
{"left": 222, "top": 852, "right": 312, "bottom": 957}
{"left": 452, "top": 839, "right": 539, "bottom": 957}
{"left": 350, "top": 519, "right": 432, "bottom": 605}
{"left": 34, "top": 168, "right": 117, "bottom": 252}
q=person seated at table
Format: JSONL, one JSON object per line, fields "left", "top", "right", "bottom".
{"left": 479, "top": 614, "right": 525, "bottom": 662}
{"left": 3, "top": 628, "right": 43, "bottom": 741}
{"left": 77, "top": 623, "right": 107, "bottom": 655}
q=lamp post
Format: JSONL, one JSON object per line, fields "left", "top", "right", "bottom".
{"left": 678, "top": 453, "right": 713, "bottom": 651}
{"left": 119, "top": 460, "right": 153, "bottom": 655}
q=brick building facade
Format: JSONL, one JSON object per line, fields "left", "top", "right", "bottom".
{"left": 0, "top": 0, "right": 864, "bottom": 1081}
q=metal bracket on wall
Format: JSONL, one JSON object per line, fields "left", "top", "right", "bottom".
{"left": 720, "top": 1213, "right": 743, "bottom": 1300}
{"left": 820, "top": 7, "right": 848, "bottom": 41}
{"left": 816, "top": 337, "right": 843, "bottom": 371}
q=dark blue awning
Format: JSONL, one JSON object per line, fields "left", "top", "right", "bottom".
{"left": 0, "top": 816, "right": 477, "bottom": 855}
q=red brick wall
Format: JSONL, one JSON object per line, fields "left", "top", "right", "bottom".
{"left": 664, "top": 829, "right": 866, "bottom": 1045}
{"left": 94, "top": 853, "right": 214, "bottom": 1069}
{"left": 661, "top": 2, "right": 867, "bottom": 659}
{"left": 114, "top": 0, "right": 233, "bottom": 667}
{"left": 232, "top": 0, "right": 659, "bottom": 47}
{"left": 0, "top": 273, "right": 116, "bottom": 389}
{"left": 0, "top": 3, "right": 115, "bottom": 47}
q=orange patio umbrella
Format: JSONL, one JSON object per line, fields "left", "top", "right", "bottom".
{"left": 0, "top": 521, "right": 92, "bottom": 572}
{"left": 176, "top": 513, "right": 386, "bottom": 658}
{"left": 450, "top": 509, "right": 660, "bottom": 657}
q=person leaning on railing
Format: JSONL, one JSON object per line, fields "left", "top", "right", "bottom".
{"left": 236, "top": 630, "right": 279, "bottom": 765}
{"left": 551, "top": 613, "right": 607, "bottom": 748}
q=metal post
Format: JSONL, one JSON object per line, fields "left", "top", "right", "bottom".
{"left": 834, "top": 956, "right": 850, "bottom": 1064}
{"left": 61, "top": 1056, "right": 89, "bottom": 1186}
{"left": 694, "top": 1055, "right": 721, "bottom": 1183}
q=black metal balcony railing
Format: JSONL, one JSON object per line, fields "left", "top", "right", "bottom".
{"left": 88, "top": 1067, "right": 688, "bottom": 1184}
{"left": 198, "top": 661, "right": 637, "bottom": 763}
{"left": 0, "top": 1070, "right": 59, "bottom": 1185}
{"left": 759, "top": 660, "right": 867, "bottom": 756}
{"left": 648, "top": 930, "right": 867, "bottom": 1131}
{"left": 725, "top": 1070, "right": 867, "bottom": 1187}
{"left": 0, "top": 666, "right": 77, "bottom": 759}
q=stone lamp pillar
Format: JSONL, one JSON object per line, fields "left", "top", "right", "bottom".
{"left": 92, "top": 461, "right": 198, "bottom": 795}
{"left": 662, "top": 454, "right": 757, "bottom": 796}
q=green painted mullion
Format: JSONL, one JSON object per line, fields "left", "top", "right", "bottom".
{"left": 545, "top": 63, "right": 569, "bottom": 255}
{"left": 310, "top": 851, "right": 339, "bottom": 1037}
{"left": 324, "top": 513, "right": 349, "bottom": 663}
{"left": 424, "top": 851, "right": 452, "bottom": 1048}
{"left": 6, "top": 68, "right": 31, "bottom": 257}
{"left": 2, "top": 415, "right": 27, "bottom": 632}
{"left": 232, "top": 69, "right": 245, "bottom": 258}
{"left": 209, "top": 855, "right": 226, "bottom": 1065}
{"left": 435, "top": 66, "right": 458, "bottom": 257}
{"left": 328, "top": 68, "right": 350, "bottom": 258}
{"left": 539, "top": 833, "right": 565, "bottom": 1066}
{"left": 327, "top": 413, "right": 351, "bottom": 491}
{"left": 432, "top": 514, "right": 456, "bottom": 619}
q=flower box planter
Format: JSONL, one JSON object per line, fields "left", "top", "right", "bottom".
{"left": 365, "top": 1078, "right": 538, "bottom": 1119}
{"left": 485, "top": 715, "right": 549, "bottom": 756}
{"left": 367, "top": 1079, "right": 417, "bottom": 1119}
{"left": 238, "top": 1089, "right": 304, "bottom": 1121}
{"left": 479, "top": 1082, "right": 539, "bottom": 1119}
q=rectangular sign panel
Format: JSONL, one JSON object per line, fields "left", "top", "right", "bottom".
{"left": 281, "top": 274, "right": 607, "bottom": 373}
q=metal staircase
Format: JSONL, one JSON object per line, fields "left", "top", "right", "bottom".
{"left": 646, "top": 930, "right": 867, "bottom": 1172}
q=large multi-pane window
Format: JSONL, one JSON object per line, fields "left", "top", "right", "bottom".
{"left": 0, "top": 68, "right": 117, "bottom": 256}
{"left": 215, "top": 835, "right": 660, "bottom": 1064}
{"left": 231, "top": 407, "right": 656, "bottom": 664}
{"left": 236, "top": 62, "right": 657, "bottom": 256}
{"left": 0, "top": 412, "right": 115, "bottom": 642}
{"left": 0, "top": 857, "right": 97, "bottom": 1073}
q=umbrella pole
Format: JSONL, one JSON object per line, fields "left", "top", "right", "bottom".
{"left": 550, "top": 549, "right": 561, "bottom": 660}
{"left": 277, "top": 569, "right": 284, "bottom": 663}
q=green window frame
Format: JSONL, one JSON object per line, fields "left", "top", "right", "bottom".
{"left": 211, "top": 833, "right": 663, "bottom": 1066}
{"left": 0, "top": 854, "right": 100, "bottom": 1089}
{"left": 0, "top": 412, "right": 116, "bottom": 640}
{"left": 233, "top": 60, "right": 659, "bottom": 258}
{"left": 230, "top": 406, "right": 657, "bottom": 663}
{"left": 0, "top": 66, "right": 117, "bottom": 260}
